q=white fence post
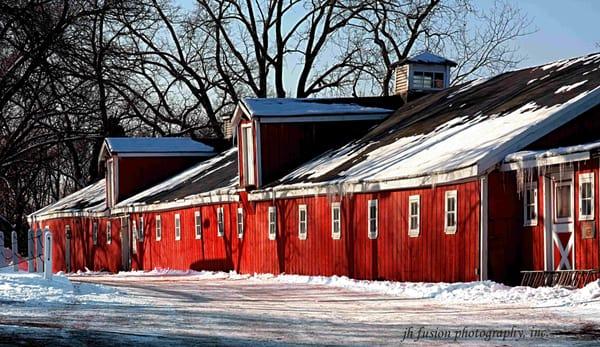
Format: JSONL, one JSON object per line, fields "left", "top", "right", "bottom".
{"left": 36, "top": 228, "right": 43, "bottom": 273}
{"left": 0, "top": 232, "right": 4, "bottom": 268}
{"left": 44, "top": 228, "right": 52, "bottom": 280}
{"left": 11, "top": 230, "right": 18, "bottom": 272}
{"left": 28, "top": 229, "right": 34, "bottom": 272}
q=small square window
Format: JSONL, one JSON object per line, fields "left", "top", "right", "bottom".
{"left": 106, "top": 222, "right": 112, "bottom": 245}
{"left": 92, "top": 221, "right": 98, "bottom": 245}
{"left": 579, "top": 173, "right": 594, "bottom": 221}
{"left": 298, "top": 205, "right": 307, "bottom": 240}
{"left": 155, "top": 215, "right": 162, "bottom": 241}
{"left": 408, "top": 195, "right": 420, "bottom": 237}
{"left": 332, "top": 202, "right": 341, "bottom": 240}
{"left": 237, "top": 208, "right": 244, "bottom": 239}
{"left": 217, "top": 207, "right": 224, "bottom": 237}
{"left": 445, "top": 191, "right": 458, "bottom": 234}
{"left": 268, "top": 206, "right": 277, "bottom": 240}
{"left": 368, "top": 200, "right": 378, "bottom": 239}
{"left": 195, "top": 211, "right": 202, "bottom": 239}
{"left": 139, "top": 216, "right": 144, "bottom": 241}
{"left": 524, "top": 183, "right": 538, "bottom": 226}
{"left": 174, "top": 214, "right": 181, "bottom": 241}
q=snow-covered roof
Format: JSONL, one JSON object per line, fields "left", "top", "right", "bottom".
{"left": 113, "top": 148, "right": 239, "bottom": 212}
{"left": 29, "top": 180, "right": 107, "bottom": 221}
{"left": 236, "top": 97, "right": 404, "bottom": 118}
{"left": 101, "top": 137, "right": 214, "bottom": 156}
{"left": 406, "top": 52, "right": 458, "bottom": 67}
{"left": 252, "top": 53, "right": 600, "bottom": 198}
{"left": 502, "top": 140, "right": 600, "bottom": 171}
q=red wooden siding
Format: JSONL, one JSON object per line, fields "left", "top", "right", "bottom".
{"left": 39, "top": 180, "right": 481, "bottom": 283}
{"left": 236, "top": 181, "right": 481, "bottom": 282}
{"left": 116, "top": 156, "right": 203, "bottom": 202}
{"left": 37, "top": 217, "right": 121, "bottom": 273}
{"left": 258, "top": 121, "right": 380, "bottom": 185}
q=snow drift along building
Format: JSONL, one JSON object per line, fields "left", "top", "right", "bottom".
{"left": 29, "top": 52, "right": 600, "bottom": 286}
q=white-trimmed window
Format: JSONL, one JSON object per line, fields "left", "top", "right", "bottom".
{"left": 155, "top": 215, "right": 162, "bottom": 241}
{"left": 106, "top": 222, "right": 112, "bottom": 244}
{"left": 408, "top": 195, "right": 420, "bottom": 237}
{"left": 217, "top": 207, "right": 224, "bottom": 237}
{"left": 268, "top": 206, "right": 277, "bottom": 240}
{"left": 132, "top": 220, "right": 138, "bottom": 242}
{"left": 524, "top": 182, "right": 538, "bottom": 226}
{"left": 444, "top": 190, "right": 458, "bottom": 234}
{"left": 139, "top": 216, "right": 144, "bottom": 241}
{"left": 92, "top": 221, "right": 98, "bottom": 245}
{"left": 331, "top": 202, "right": 341, "bottom": 240}
{"left": 298, "top": 204, "right": 307, "bottom": 240}
{"left": 368, "top": 199, "right": 378, "bottom": 239}
{"left": 194, "top": 211, "right": 202, "bottom": 239}
{"left": 174, "top": 214, "right": 181, "bottom": 241}
{"left": 554, "top": 179, "right": 573, "bottom": 223}
{"left": 237, "top": 207, "right": 244, "bottom": 239}
{"left": 579, "top": 173, "right": 595, "bottom": 221}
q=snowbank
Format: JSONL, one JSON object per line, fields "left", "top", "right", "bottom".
{"left": 0, "top": 269, "right": 119, "bottom": 305}
{"left": 75, "top": 268, "right": 600, "bottom": 308}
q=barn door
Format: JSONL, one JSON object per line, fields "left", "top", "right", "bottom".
{"left": 550, "top": 174, "right": 575, "bottom": 270}
{"left": 65, "top": 225, "right": 72, "bottom": 273}
{"left": 120, "top": 217, "right": 131, "bottom": 271}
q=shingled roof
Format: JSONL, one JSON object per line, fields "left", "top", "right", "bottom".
{"left": 258, "top": 53, "right": 600, "bottom": 196}
{"left": 29, "top": 179, "right": 107, "bottom": 221}
{"left": 113, "top": 148, "right": 239, "bottom": 212}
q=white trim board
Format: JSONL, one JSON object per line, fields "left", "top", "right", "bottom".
{"left": 111, "top": 193, "right": 239, "bottom": 215}
{"left": 501, "top": 152, "right": 590, "bottom": 171}
{"left": 249, "top": 165, "right": 478, "bottom": 201}
{"left": 256, "top": 113, "right": 389, "bottom": 124}
{"left": 28, "top": 209, "right": 109, "bottom": 223}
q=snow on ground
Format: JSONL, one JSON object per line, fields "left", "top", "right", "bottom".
{"left": 69, "top": 268, "right": 600, "bottom": 308}
{"left": 0, "top": 268, "right": 134, "bottom": 306}
{"left": 3, "top": 269, "right": 600, "bottom": 345}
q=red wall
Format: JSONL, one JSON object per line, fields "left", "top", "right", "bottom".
{"left": 258, "top": 121, "right": 380, "bottom": 185}
{"left": 36, "top": 217, "right": 121, "bottom": 273}
{"left": 116, "top": 156, "right": 204, "bottom": 202}
{"left": 236, "top": 181, "right": 481, "bottom": 282}
{"left": 37, "top": 180, "right": 481, "bottom": 283}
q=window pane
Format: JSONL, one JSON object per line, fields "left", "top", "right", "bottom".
{"left": 434, "top": 73, "right": 445, "bottom": 88}
{"left": 582, "top": 199, "right": 592, "bottom": 216}
{"left": 410, "top": 216, "right": 418, "bottom": 230}
{"left": 582, "top": 182, "right": 592, "bottom": 199}
{"left": 556, "top": 184, "right": 571, "bottom": 219}
{"left": 370, "top": 218, "right": 376, "bottom": 233}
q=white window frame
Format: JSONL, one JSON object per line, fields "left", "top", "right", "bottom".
{"left": 268, "top": 206, "right": 277, "bottom": 240}
{"left": 523, "top": 182, "right": 538, "bottom": 227}
{"left": 217, "top": 207, "right": 224, "bottom": 237}
{"left": 106, "top": 222, "right": 112, "bottom": 245}
{"left": 241, "top": 124, "right": 256, "bottom": 186}
{"left": 194, "top": 210, "right": 202, "bottom": 239}
{"left": 298, "top": 204, "right": 307, "bottom": 240}
{"left": 444, "top": 190, "right": 458, "bottom": 234}
{"left": 553, "top": 179, "right": 574, "bottom": 224}
{"left": 237, "top": 207, "right": 244, "bottom": 239}
{"left": 155, "top": 215, "right": 162, "bottom": 241}
{"left": 174, "top": 214, "right": 181, "bottom": 241}
{"left": 132, "top": 220, "right": 138, "bottom": 242}
{"left": 331, "top": 202, "right": 341, "bottom": 240}
{"left": 92, "top": 221, "right": 98, "bottom": 245}
{"left": 579, "top": 172, "right": 595, "bottom": 221}
{"left": 408, "top": 195, "right": 420, "bottom": 237}
{"left": 139, "top": 216, "right": 144, "bottom": 241}
{"left": 368, "top": 199, "right": 378, "bottom": 239}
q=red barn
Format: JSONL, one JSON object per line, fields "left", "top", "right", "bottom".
{"left": 28, "top": 52, "right": 600, "bottom": 286}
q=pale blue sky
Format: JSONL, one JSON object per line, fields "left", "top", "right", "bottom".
{"left": 174, "top": 0, "right": 599, "bottom": 68}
